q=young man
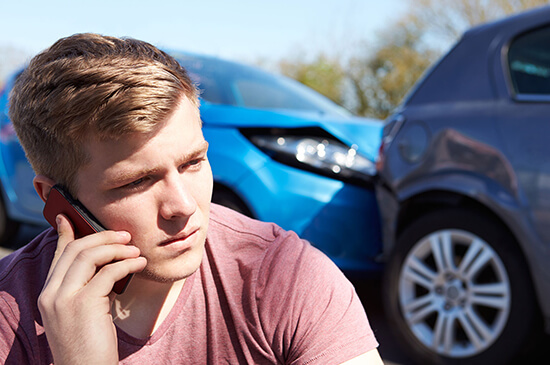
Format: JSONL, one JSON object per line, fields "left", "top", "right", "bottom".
{"left": 0, "top": 33, "right": 382, "bottom": 364}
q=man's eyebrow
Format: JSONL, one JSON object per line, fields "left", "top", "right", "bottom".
{"left": 177, "top": 140, "right": 209, "bottom": 163}
{"left": 105, "top": 140, "right": 209, "bottom": 188}
{"left": 106, "top": 166, "right": 160, "bottom": 188}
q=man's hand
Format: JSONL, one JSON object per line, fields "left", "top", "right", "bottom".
{"left": 38, "top": 214, "right": 147, "bottom": 365}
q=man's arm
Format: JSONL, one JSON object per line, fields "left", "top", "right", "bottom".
{"left": 0, "top": 296, "right": 32, "bottom": 363}
{"left": 341, "top": 349, "right": 384, "bottom": 364}
{"left": 257, "top": 231, "right": 381, "bottom": 364}
{"left": 37, "top": 214, "right": 146, "bottom": 365}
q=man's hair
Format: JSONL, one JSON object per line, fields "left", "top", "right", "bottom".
{"left": 9, "top": 33, "right": 198, "bottom": 195}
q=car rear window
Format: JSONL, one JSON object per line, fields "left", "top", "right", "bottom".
{"left": 508, "top": 26, "right": 550, "bottom": 97}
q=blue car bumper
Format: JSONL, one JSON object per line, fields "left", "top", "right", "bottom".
{"left": 205, "top": 126, "right": 383, "bottom": 273}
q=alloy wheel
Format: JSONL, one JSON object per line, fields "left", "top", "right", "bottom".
{"left": 398, "top": 229, "right": 510, "bottom": 358}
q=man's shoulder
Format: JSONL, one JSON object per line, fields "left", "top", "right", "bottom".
{"left": 206, "top": 204, "right": 315, "bottom": 276}
{"left": 208, "top": 203, "right": 293, "bottom": 245}
{"left": 0, "top": 228, "right": 57, "bottom": 294}
{"left": 0, "top": 229, "right": 56, "bottom": 363}
{"left": 207, "top": 203, "right": 332, "bottom": 276}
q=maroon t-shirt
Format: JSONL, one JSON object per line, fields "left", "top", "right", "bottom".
{"left": 0, "top": 204, "right": 378, "bottom": 364}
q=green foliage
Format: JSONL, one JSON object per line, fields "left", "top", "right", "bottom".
{"left": 346, "top": 20, "right": 437, "bottom": 118}
{"left": 278, "top": 53, "right": 346, "bottom": 106}
{"left": 275, "top": 0, "right": 550, "bottom": 120}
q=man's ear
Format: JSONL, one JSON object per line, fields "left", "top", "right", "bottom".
{"left": 33, "top": 175, "right": 56, "bottom": 203}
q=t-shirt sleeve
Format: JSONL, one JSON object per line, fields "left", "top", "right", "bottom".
{"left": 256, "top": 230, "right": 378, "bottom": 365}
{"left": 0, "top": 294, "right": 33, "bottom": 364}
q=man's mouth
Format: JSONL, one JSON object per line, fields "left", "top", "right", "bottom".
{"left": 159, "top": 227, "right": 200, "bottom": 248}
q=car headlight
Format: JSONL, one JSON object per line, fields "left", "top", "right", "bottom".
{"left": 242, "top": 127, "right": 376, "bottom": 185}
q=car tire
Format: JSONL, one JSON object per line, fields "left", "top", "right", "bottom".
{"left": 0, "top": 195, "right": 19, "bottom": 247}
{"left": 383, "top": 207, "right": 538, "bottom": 365}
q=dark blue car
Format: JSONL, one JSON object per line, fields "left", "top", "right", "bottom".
{"left": 0, "top": 52, "right": 384, "bottom": 273}
{"left": 376, "top": 6, "right": 550, "bottom": 365}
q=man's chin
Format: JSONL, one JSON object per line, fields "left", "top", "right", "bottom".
{"left": 135, "top": 243, "right": 205, "bottom": 283}
{"left": 136, "top": 265, "right": 200, "bottom": 283}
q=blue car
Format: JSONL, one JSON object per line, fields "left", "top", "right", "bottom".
{"left": 0, "top": 52, "right": 383, "bottom": 273}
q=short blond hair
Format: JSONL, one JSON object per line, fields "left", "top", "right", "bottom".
{"left": 9, "top": 33, "right": 198, "bottom": 195}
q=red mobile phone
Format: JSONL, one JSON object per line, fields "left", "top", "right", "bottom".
{"left": 43, "top": 184, "right": 133, "bottom": 294}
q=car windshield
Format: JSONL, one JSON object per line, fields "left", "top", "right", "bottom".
{"left": 173, "top": 53, "right": 351, "bottom": 118}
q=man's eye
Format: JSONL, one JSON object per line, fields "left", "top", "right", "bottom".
{"left": 130, "top": 178, "right": 144, "bottom": 186}
{"left": 124, "top": 178, "right": 145, "bottom": 189}
{"left": 182, "top": 159, "right": 202, "bottom": 171}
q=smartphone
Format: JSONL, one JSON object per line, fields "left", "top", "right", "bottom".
{"left": 43, "top": 184, "right": 133, "bottom": 294}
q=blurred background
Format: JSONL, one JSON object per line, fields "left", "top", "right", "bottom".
{"left": 1, "top": 0, "right": 547, "bottom": 119}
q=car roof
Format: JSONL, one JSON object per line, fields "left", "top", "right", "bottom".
{"left": 404, "top": 5, "right": 550, "bottom": 106}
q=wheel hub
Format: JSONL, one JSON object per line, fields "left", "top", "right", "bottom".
{"left": 398, "top": 229, "right": 511, "bottom": 358}
{"left": 438, "top": 276, "right": 467, "bottom": 308}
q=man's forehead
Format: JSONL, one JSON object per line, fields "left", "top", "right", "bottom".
{"left": 84, "top": 103, "right": 203, "bottom": 163}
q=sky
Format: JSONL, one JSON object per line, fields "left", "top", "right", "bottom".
{"left": 0, "top": 0, "right": 408, "bottom": 70}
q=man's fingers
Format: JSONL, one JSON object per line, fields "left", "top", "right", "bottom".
{"left": 57, "top": 244, "right": 142, "bottom": 295}
{"left": 86, "top": 256, "right": 147, "bottom": 297}
{"left": 44, "top": 217, "right": 132, "bottom": 292}
{"left": 46, "top": 214, "right": 75, "bottom": 280}
{"left": 56, "top": 213, "right": 76, "bottom": 247}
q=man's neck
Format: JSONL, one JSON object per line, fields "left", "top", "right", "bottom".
{"left": 111, "top": 276, "right": 186, "bottom": 338}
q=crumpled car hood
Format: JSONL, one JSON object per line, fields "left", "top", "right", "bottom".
{"left": 200, "top": 103, "right": 383, "bottom": 161}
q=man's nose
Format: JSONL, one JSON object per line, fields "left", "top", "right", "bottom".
{"left": 159, "top": 174, "right": 197, "bottom": 220}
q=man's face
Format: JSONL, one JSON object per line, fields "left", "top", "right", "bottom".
{"left": 75, "top": 96, "right": 213, "bottom": 282}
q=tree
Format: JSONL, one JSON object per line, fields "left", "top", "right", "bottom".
{"left": 347, "top": 0, "right": 550, "bottom": 119}
{"left": 275, "top": 0, "right": 550, "bottom": 120}
{"left": 345, "top": 20, "right": 437, "bottom": 118}
{"left": 278, "top": 53, "right": 346, "bottom": 106}
{"left": 409, "top": 0, "right": 550, "bottom": 45}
